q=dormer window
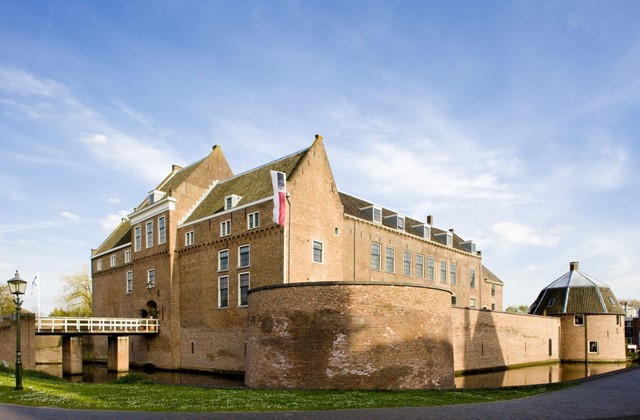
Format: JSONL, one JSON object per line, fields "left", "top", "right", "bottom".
{"left": 373, "top": 206, "right": 382, "bottom": 223}
{"left": 461, "top": 240, "right": 477, "bottom": 254}
{"left": 446, "top": 232, "right": 452, "bottom": 247}
{"left": 148, "top": 190, "right": 165, "bottom": 205}
{"left": 397, "top": 216, "right": 405, "bottom": 230}
{"left": 225, "top": 194, "right": 241, "bottom": 210}
{"left": 434, "top": 231, "right": 453, "bottom": 247}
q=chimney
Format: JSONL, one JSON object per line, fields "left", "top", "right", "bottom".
{"left": 449, "top": 228, "right": 454, "bottom": 234}
{"left": 315, "top": 134, "right": 323, "bottom": 142}
{"left": 172, "top": 164, "right": 183, "bottom": 171}
{"left": 570, "top": 261, "right": 579, "bottom": 272}
{"left": 426, "top": 215, "right": 433, "bottom": 225}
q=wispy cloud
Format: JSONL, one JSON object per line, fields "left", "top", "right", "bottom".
{"left": 60, "top": 211, "right": 79, "bottom": 220}
{"left": 491, "top": 221, "right": 568, "bottom": 247}
{"left": 0, "top": 68, "right": 65, "bottom": 97}
{"left": 107, "top": 197, "right": 120, "bottom": 204}
{"left": 99, "top": 211, "right": 129, "bottom": 231}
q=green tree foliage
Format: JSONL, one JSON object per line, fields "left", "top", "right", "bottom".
{"left": 505, "top": 304, "right": 530, "bottom": 314}
{"left": 49, "top": 265, "right": 92, "bottom": 317}
{"left": 0, "top": 284, "right": 15, "bottom": 315}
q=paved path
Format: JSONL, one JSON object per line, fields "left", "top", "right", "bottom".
{"left": 2, "top": 366, "right": 640, "bottom": 419}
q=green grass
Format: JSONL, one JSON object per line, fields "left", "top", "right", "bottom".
{"left": 0, "top": 370, "right": 570, "bottom": 413}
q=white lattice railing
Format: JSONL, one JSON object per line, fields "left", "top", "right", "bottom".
{"left": 36, "top": 317, "right": 159, "bottom": 334}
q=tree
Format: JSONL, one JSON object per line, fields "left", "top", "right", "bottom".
{"left": 505, "top": 304, "right": 530, "bottom": 314}
{"left": 0, "top": 284, "right": 15, "bottom": 315}
{"left": 619, "top": 299, "right": 640, "bottom": 309}
{"left": 50, "top": 265, "right": 92, "bottom": 317}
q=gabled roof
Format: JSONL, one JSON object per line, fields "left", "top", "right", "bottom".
{"left": 183, "top": 148, "right": 309, "bottom": 223}
{"left": 482, "top": 265, "right": 504, "bottom": 286}
{"left": 339, "top": 192, "right": 476, "bottom": 254}
{"left": 94, "top": 218, "right": 131, "bottom": 256}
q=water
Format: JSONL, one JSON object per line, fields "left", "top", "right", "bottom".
{"left": 36, "top": 361, "right": 633, "bottom": 389}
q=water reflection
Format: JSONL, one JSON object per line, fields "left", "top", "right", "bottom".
{"left": 455, "top": 362, "right": 633, "bottom": 389}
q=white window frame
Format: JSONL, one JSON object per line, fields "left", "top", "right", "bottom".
{"left": 218, "top": 249, "right": 229, "bottom": 271}
{"left": 248, "top": 212, "right": 260, "bottom": 230}
{"left": 185, "top": 230, "right": 195, "bottom": 246}
{"left": 147, "top": 269, "right": 155, "bottom": 288}
{"left": 126, "top": 271, "right": 133, "bottom": 294}
{"left": 589, "top": 341, "right": 599, "bottom": 353}
{"left": 575, "top": 314, "right": 584, "bottom": 326}
{"left": 110, "top": 254, "right": 116, "bottom": 268}
{"left": 96, "top": 259, "right": 102, "bottom": 271}
{"left": 373, "top": 206, "right": 382, "bottom": 224}
{"left": 158, "top": 216, "right": 166, "bottom": 244}
{"left": 446, "top": 232, "right": 453, "bottom": 247}
{"left": 134, "top": 226, "right": 142, "bottom": 252}
{"left": 469, "top": 269, "right": 476, "bottom": 289}
{"left": 146, "top": 221, "right": 153, "bottom": 248}
{"left": 403, "top": 250, "right": 411, "bottom": 276}
{"left": 440, "top": 260, "right": 447, "bottom": 284}
{"left": 416, "top": 254, "right": 424, "bottom": 279}
{"left": 312, "top": 240, "right": 324, "bottom": 264}
{"left": 491, "top": 283, "right": 496, "bottom": 296}
{"left": 450, "top": 263, "right": 457, "bottom": 285}
{"left": 397, "top": 216, "right": 405, "bottom": 230}
{"left": 385, "top": 247, "right": 395, "bottom": 273}
{"left": 470, "top": 297, "right": 477, "bottom": 308}
{"left": 220, "top": 220, "right": 231, "bottom": 237}
{"left": 238, "top": 244, "right": 250, "bottom": 268}
{"left": 218, "top": 276, "right": 229, "bottom": 308}
{"left": 427, "top": 257, "right": 435, "bottom": 281}
{"left": 371, "top": 243, "right": 381, "bottom": 271}
{"left": 238, "top": 272, "right": 250, "bottom": 307}
{"left": 124, "top": 250, "right": 131, "bottom": 264}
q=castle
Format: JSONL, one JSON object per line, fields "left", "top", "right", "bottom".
{"left": 91, "top": 135, "right": 626, "bottom": 389}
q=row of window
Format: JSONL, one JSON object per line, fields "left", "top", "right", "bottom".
{"left": 370, "top": 243, "right": 476, "bottom": 287}
{"left": 183, "top": 212, "right": 261, "bottom": 247}
{"left": 134, "top": 216, "right": 167, "bottom": 252}
{"left": 218, "top": 273, "right": 250, "bottom": 307}
{"left": 450, "top": 296, "right": 494, "bottom": 310}
{"left": 96, "top": 249, "right": 132, "bottom": 271}
{"left": 125, "top": 268, "right": 155, "bottom": 293}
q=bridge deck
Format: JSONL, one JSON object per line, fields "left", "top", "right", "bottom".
{"left": 36, "top": 317, "right": 159, "bottom": 335}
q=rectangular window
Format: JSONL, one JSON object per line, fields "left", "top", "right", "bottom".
{"left": 575, "top": 314, "right": 584, "bottom": 325}
{"left": 158, "top": 216, "right": 166, "bottom": 244}
{"left": 491, "top": 284, "right": 496, "bottom": 296}
{"left": 248, "top": 212, "right": 260, "bottom": 229}
{"left": 373, "top": 207, "right": 382, "bottom": 223}
{"left": 469, "top": 269, "right": 476, "bottom": 289}
{"left": 385, "top": 247, "right": 395, "bottom": 273}
{"left": 225, "top": 196, "right": 233, "bottom": 210}
{"left": 220, "top": 220, "right": 231, "bottom": 237}
{"left": 218, "top": 249, "right": 229, "bottom": 271}
{"left": 218, "top": 276, "right": 229, "bottom": 308}
{"left": 491, "top": 303, "right": 496, "bottom": 311}
{"left": 416, "top": 254, "right": 424, "bottom": 279}
{"left": 147, "top": 269, "right": 155, "bottom": 288}
{"left": 185, "top": 230, "right": 195, "bottom": 246}
{"left": 238, "top": 273, "right": 250, "bottom": 306}
{"left": 397, "top": 216, "right": 405, "bottom": 230}
{"left": 238, "top": 245, "right": 250, "bottom": 268}
{"left": 371, "top": 243, "right": 381, "bottom": 271}
{"left": 96, "top": 259, "right": 102, "bottom": 271}
{"left": 427, "top": 257, "right": 435, "bottom": 281}
{"left": 134, "top": 226, "right": 141, "bottom": 252}
{"left": 124, "top": 250, "right": 131, "bottom": 264}
{"left": 146, "top": 221, "right": 153, "bottom": 248}
{"left": 403, "top": 251, "right": 412, "bottom": 276}
{"left": 110, "top": 254, "right": 116, "bottom": 268}
{"left": 589, "top": 341, "right": 598, "bottom": 353}
{"left": 312, "top": 240, "right": 324, "bottom": 263}
{"left": 126, "top": 271, "right": 133, "bottom": 294}
{"left": 547, "top": 298, "right": 555, "bottom": 307}
{"left": 450, "top": 263, "right": 457, "bottom": 285}
{"left": 470, "top": 298, "right": 477, "bottom": 308}
{"left": 440, "top": 261, "right": 447, "bottom": 284}
{"left": 451, "top": 296, "right": 457, "bottom": 306}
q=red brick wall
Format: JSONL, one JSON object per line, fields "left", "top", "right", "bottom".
{"left": 560, "top": 314, "right": 626, "bottom": 362}
{"left": 0, "top": 313, "right": 36, "bottom": 370}
{"left": 246, "top": 282, "right": 454, "bottom": 390}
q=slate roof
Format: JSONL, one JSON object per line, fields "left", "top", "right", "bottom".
{"left": 183, "top": 148, "right": 309, "bottom": 223}
{"left": 529, "top": 265, "right": 625, "bottom": 315}
{"left": 94, "top": 218, "right": 131, "bottom": 255}
{"left": 482, "top": 265, "right": 504, "bottom": 286}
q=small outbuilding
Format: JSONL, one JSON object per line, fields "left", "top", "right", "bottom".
{"left": 529, "top": 262, "right": 626, "bottom": 362}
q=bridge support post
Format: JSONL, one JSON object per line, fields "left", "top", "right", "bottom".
{"left": 62, "top": 336, "right": 83, "bottom": 375}
{"left": 108, "top": 335, "right": 130, "bottom": 372}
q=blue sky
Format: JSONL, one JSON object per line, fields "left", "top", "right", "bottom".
{"left": 1, "top": 0, "right": 639, "bottom": 314}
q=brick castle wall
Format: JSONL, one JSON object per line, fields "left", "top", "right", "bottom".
{"left": 0, "top": 313, "right": 36, "bottom": 370}
{"left": 560, "top": 314, "right": 626, "bottom": 362}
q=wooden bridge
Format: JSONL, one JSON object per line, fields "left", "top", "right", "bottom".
{"left": 34, "top": 317, "right": 159, "bottom": 375}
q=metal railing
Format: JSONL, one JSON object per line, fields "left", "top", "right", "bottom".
{"left": 36, "top": 317, "right": 159, "bottom": 334}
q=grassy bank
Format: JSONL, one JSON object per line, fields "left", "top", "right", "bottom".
{"left": 0, "top": 370, "right": 568, "bottom": 412}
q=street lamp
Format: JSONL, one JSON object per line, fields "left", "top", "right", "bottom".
{"left": 7, "top": 270, "right": 27, "bottom": 391}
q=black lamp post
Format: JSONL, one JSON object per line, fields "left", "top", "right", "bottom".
{"left": 7, "top": 270, "right": 27, "bottom": 391}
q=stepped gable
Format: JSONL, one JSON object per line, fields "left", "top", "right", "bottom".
{"left": 94, "top": 218, "right": 131, "bottom": 255}
{"left": 183, "top": 147, "right": 309, "bottom": 223}
{"left": 529, "top": 261, "right": 625, "bottom": 315}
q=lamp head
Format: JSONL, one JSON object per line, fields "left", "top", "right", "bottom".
{"left": 7, "top": 270, "right": 27, "bottom": 296}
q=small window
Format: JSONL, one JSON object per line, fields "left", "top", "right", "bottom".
{"left": 491, "top": 284, "right": 496, "bottom": 297}
{"left": 427, "top": 257, "right": 435, "bottom": 281}
{"left": 147, "top": 269, "right": 155, "bottom": 288}
{"left": 134, "top": 226, "right": 142, "bottom": 252}
{"left": 124, "top": 250, "right": 131, "bottom": 264}
{"left": 452, "top": 296, "right": 457, "bottom": 306}
{"left": 549, "top": 339, "right": 553, "bottom": 356}
{"left": 96, "top": 259, "right": 102, "bottom": 271}
{"left": 469, "top": 269, "right": 476, "bottom": 289}
{"left": 385, "top": 247, "right": 395, "bottom": 273}
{"left": 158, "top": 216, "right": 166, "bottom": 244}
{"left": 238, "top": 245, "right": 250, "bottom": 268}
{"left": 110, "top": 255, "right": 116, "bottom": 268}
{"left": 220, "top": 220, "right": 231, "bottom": 237}
{"left": 608, "top": 296, "right": 616, "bottom": 306}
{"left": 403, "top": 251, "right": 412, "bottom": 276}
{"left": 238, "top": 272, "right": 250, "bottom": 306}
{"left": 225, "top": 194, "right": 241, "bottom": 210}
{"left": 334, "top": 226, "right": 340, "bottom": 236}
{"left": 397, "top": 216, "right": 405, "bottom": 230}
{"left": 185, "top": 231, "right": 195, "bottom": 246}
{"left": 126, "top": 271, "right": 133, "bottom": 294}
{"left": 416, "top": 254, "right": 424, "bottom": 279}
{"left": 248, "top": 212, "right": 260, "bottom": 229}
{"left": 589, "top": 341, "right": 598, "bottom": 353}
{"left": 547, "top": 298, "right": 555, "bottom": 307}
{"left": 440, "top": 261, "right": 447, "bottom": 284}
{"left": 470, "top": 298, "right": 476, "bottom": 308}
{"left": 450, "top": 263, "right": 457, "bottom": 285}
{"left": 575, "top": 314, "right": 584, "bottom": 325}
{"left": 373, "top": 207, "right": 382, "bottom": 223}
{"left": 218, "top": 249, "right": 229, "bottom": 271}
{"left": 371, "top": 243, "right": 381, "bottom": 271}
{"left": 218, "top": 276, "right": 229, "bottom": 308}
{"left": 446, "top": 232, "right": 453, "bottom": 247}
{"left": 312, "top": 240, "right": 323, "bottom": 264}
{"left": 617, "top": 315, "right": 622, "bottom": 326}
{"left": 146, "top": 221, "right": 153, "bottom": 248}
{"left": 491, "top": 303, "right": 496, "bottom": 311}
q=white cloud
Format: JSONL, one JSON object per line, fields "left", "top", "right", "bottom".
{"left": 99, "top": 211, "right": 129, "bottom": 231}
{"left": 0, "top": 67, "right": 65, "bottom": 97}
{"left": 60, "top": 211, "right": 79, "bottom": 220}
{"left": 107, "top": 197, "right": 120, "bottom": 204}
{"left": 491, "top": 221, "right": 567, "bottom": 247}
{"left": 81, "top": 134, "right": 108, "bottom": 144}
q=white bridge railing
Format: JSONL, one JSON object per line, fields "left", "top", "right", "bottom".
{"left": 36, "top": 317, "right": 159, "bottom": 334}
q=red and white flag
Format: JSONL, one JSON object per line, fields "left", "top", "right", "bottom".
{"left": 271, "top": 170, "right": 286, "bottom": 226}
